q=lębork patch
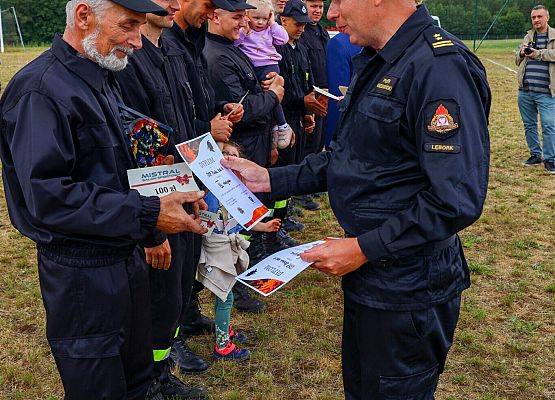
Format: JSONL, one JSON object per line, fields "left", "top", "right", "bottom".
{"left": 425, "top": 100, "right": 460, "bottom": 139}
{"left": 424, "top": 143, "right": 461, "bottom": 154}
{"left": 374, "top": 75, "right": 398, "bottom": 96}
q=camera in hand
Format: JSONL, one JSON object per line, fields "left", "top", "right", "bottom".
{"left": 524, "top": 42, "right": 536, "bottom": 55}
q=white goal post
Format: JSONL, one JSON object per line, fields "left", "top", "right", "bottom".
{"left": 0, "top": 7, "right": 25, "bottom": 53}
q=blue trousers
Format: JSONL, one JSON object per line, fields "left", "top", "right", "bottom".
{"left": 518, "top": 90, "right": 555, "bottom": 162}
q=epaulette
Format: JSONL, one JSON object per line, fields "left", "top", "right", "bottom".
{"left": 423, "top": 28, "right": 459, "bottom": 56}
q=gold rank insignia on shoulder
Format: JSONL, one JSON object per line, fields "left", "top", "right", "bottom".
{"left": 432, "top": 32, "right": 454, "bottom": 48}
{"left": 427, "top": 104, "right": 458, "bottom": 134}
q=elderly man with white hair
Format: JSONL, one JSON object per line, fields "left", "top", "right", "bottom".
{"left": 0, "top": 1, "right": 209, "bottom": 399}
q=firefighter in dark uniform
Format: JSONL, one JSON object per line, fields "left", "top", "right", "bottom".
{"left": 0, "top": 1, "right": 207, "bottom": 399}
{"left": 276, "top": 0, "right": 316, "bottom": 166}
{"left": 115, "top": 0, "right": 216, "bottom": 398}
{"left": 299, "top": 0, "right": 330, "bottom": 155}
{"left": 203, "top": 0, "right": 285, "bottom": 168}
{"left": 222, "top": 2, "right": 491, "bottom": 399}
{"left": 161, "top": 0, "right": 250, "bottom": 365}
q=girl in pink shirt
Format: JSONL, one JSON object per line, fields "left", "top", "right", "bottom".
{"left": 235, "top": 0, "right": 294, "bottom": 149}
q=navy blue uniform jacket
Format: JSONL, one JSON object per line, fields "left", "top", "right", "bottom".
{"left": 269, "top": 6, "right": 491, "bottom": 310}
{"left": 0, "top": 35, "right": 160, "bottom": 251}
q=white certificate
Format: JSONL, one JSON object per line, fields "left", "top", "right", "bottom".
{"left": 127, "top": 162, "right": 199, "bottom": 197}
{"left": 176, "top": 133, "right": 270, "bottom": 231}
{"left": 313, "top": 85, "right": 343, "bottom": 101}
{"left": 236, "top": 240, "right": 325, "bottom": 296}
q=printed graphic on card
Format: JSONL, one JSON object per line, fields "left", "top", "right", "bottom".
{"left": 199, "top": 210, "right": 218, "bottom": 237}
{"left": 127, "top": 162, "right": 199, "bottom": 197}
{"left": 236, "top": 240, "right": 325, "bottom": 296}
{"left": 176, "top": 133, "right": 269, "bottom": 231}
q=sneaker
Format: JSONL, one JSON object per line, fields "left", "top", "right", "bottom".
{"left": 544, "top": 160, "right": 555, "bottom": 174}
{"left": 229, "top": 326, "right": 248, "bottom": 344}
{"left": 277, "top": 125, "right": 294, "bottom": 149}
{"left": 160, "top": 372, "right": 208, "bottom": 400}
{"left": 277, "top": 228, "right": 299, "bottom": 247}
{"left": 523, "top": 155, "right": 543, "bottom": 166}
{"left": 233, "top": 284, "right": 266, "bottom": 313}
{"left": 292, "top": 195, "right": 321, "bottom": 211}
{"left": 282, "top": 216, "right": 304, "bottom": 232}
{"left": 213, "top": 341, "right": 250, "bottom": 361}
{"left": 271, "top": 125, "right": 279, "bottom": 149}
{"left": 169, "top": 336, "right": 209, "bottom": 375}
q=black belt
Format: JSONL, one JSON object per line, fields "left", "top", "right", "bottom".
{"left": 38, "top": 242, "right": 135, "bottom": 267}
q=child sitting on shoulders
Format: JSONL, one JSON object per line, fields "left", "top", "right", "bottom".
{"left": 234, "top": 0, "right": 294, "bottom": 150}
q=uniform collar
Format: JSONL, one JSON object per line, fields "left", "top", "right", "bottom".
{"left": 51, "top": 34, "right": 107, "bottom": 93}
{"left": 141, "top": 34, "right": 165, "bottom": 67}
{"left": 206, "top": 31, "right": 233, "bottom": 45}
{"left": 377, "top": 5, "right": 433, "bottom": 64}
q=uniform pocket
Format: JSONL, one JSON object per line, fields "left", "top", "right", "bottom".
{"left": 351, "top": 94, "right": 405, "bottom": 164}
{"left": 49, "top": 330, "right": 124, "bottom": 359}
{"left": 379, "top": 365, "right": 438, "bottom": 400}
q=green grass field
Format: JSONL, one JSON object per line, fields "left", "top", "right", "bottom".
{"left": 0, "top": 41, "right": 554, "bottom": 399}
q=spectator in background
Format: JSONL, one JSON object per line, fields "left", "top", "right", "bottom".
{"left": 516, "top": 4, "right": 555, "bottom": 174}
{"left": 271, "top": 0, "right": 287, "bottom": 15}
{"left": 299, "top": 0, "right": 330, "bottom": 155}
{"left": 325, "top": 32, "right": 361, "bottom": 148}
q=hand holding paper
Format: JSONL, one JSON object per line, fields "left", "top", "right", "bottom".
{"left": 220, "top": 156, "right": 271, "bottom": 193}
{"left": 301, "top": 238, "right": 368, "bottom": 277}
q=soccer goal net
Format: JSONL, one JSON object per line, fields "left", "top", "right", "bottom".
{"left": 0, "top": 7, "right": 24, "bottom": 52}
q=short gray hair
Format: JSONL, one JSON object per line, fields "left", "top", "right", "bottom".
{"left": 66, "top": 0, "right": 110, "bottom": 27}
{"left": 532, "top": 4, "right": 550, "bottom": 16}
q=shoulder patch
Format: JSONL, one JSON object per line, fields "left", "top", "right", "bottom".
{"left": 424, "top": 29, "right": 458, "bottom": 56}
{"left": 424, "top": 99, "right": 460, "bottom": 139}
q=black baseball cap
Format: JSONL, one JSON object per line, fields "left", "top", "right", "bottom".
{"left": 67, "top": 0, "right": 167, "bottom": 16}
{"left": 213, "top": 0, "right": 239, "bottom": 11}
{"left": 223, "top": 0, "right": 256, "bottom": 11}
{"left": 281, "top": 0, "right": 311, "bottom": 23}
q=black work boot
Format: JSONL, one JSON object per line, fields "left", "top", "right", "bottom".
{"left": 282, "top": 216, "right": 304, "bottom": 232}
{"left": 277, "top": 228, "right": 299, "bottom": 247}
{"left": 159, "top": 363, "right": 208, "bottom": 400}
{"left": 233, "top": 283, "right": 266, "bottom": 313}
{"left": 145, "top": 379, "right": 165, "bottom": 400}
{"left": 181, "top": 292, "right": 215, "bottom": 336}
{"left": 292, "top": 195, "right": 321, "bottom": 211}
{"left": 247, "top": 232, "right": 266, "bottom": 265}
{"left": 169, "top": 334, "right": 209, "bottom": 375}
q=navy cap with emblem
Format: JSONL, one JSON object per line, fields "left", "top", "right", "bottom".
{"left": 222, "top": 0, "right": 256, "bottom": 11}
{"left": 68, "top": 0, "right": 168, "bottom": 16}
{"left": 281, "top": 0, "right": 311, "bottom": 23}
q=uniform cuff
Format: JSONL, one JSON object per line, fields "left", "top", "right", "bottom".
{"left": 357, "top": 228, "right": 392, "bottom": 264}
{"left": 268, "top": 167, "right": 292, "bottom": 200}
{"left": 139, "top": 195, "right": 161, "bottom": 236}
{"left": 140, "top": 230, "right": 167, "bottom": 248}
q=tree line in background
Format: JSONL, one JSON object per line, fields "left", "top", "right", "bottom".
{"left": 0, "top": 0, "right": 554, "bottom": 45}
